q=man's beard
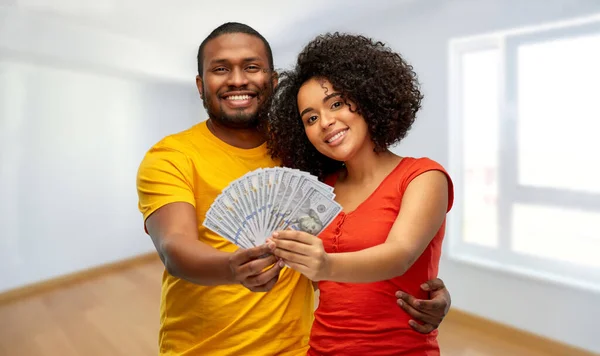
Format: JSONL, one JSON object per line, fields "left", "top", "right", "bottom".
{"left": 202, "top": 84, "right": 272, "bottom": 131}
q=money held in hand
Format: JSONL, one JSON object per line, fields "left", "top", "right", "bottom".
{"left": 203, "top": 167, "right": 342, "bottom": 248}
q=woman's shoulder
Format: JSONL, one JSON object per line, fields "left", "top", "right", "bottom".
{"left": 398, "top": 156, "right": 447, "bottom": 171}
{"left": 396, "top": 156, "right": 454, "bottom": 212}
{"left": 393, "top": 156, "right": 450, "bottom": 181}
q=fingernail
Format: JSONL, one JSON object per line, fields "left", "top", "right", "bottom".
{"left": 278, "top": 260, "right": 285, "bottom": 268}
{"left": 421, "top": 283, "right": 430, "bottom": 291}
{"left": 397, "top": 300, "right": 403, "bottom": 307}
{"left": 395, "top": 291, "right": 403, "bottom": 298}
{"left": 267, "top": 242, "right": 275, "bottom": 250}
{"left": 272, "top": 232, "right": 279, "bottom": 238}
{"left": 414, "top": 301, "right": 420, "bottom": 308}
{"left": 409, "top": 320, "right": 416, "bottom": 327}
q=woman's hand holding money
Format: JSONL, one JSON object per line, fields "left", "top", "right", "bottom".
{"left": 267, "top": 230, "right": 331, "bottom": 282}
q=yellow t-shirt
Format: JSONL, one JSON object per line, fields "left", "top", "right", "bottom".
{"left": 136, "top": 121, "right": 314, "bottom": 356}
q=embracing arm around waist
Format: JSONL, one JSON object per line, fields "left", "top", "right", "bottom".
{"left": 145, "top": 202, "right": 236, "bottom": 286}
{"left": 327, "top": 170, "right": 449, "bottom": 283}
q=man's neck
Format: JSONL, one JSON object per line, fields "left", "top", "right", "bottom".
{"left": 206, "top": 118, "right": 266, "bottom": 149}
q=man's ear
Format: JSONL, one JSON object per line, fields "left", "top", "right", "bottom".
{"left": 196, "top": 75, "right": 204, "bottom": 100}
{"left": 271, "top": 71, "right": 279, "bottom": 89}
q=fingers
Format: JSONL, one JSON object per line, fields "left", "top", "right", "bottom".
{"left": 273, "top": 230, "right": 317, "bottom": 244}
{"left": 266, "top": 237, "right": 313, "bottom": 265}
{"left": 270, "top": 239, "right": 313, "bottom": 256}
{"left": 395, "top": 290, "right": 421, "bottom": 309}
{"left": 229, "top": 245, "right": 287, "bottom": 293}
{"left": 422, "top": 278, "right": 451, "bottom": 314}
{"left": 272, "top": 247, "right": 310, "bottom": 266}
{"left": 410, "top": 297, "right": 447, "bottom": 313}
{"left": 230, "top": 244, "right": 272, "bottom": 266}
{"left": 421, "top": 278, "right": 445, "bottom": 292}
{"left": 244, "top": 262, "right": 282, "bottom": 286}
{"left": 233, "top": 253, "right": 278, "bottom": 281}
{"left": 270, "top": 231, "right": 329, "bottom": 281}
{"left": 396, "top": 297, "right": 441, "bottom": 332}
{"left": 244, "top": 273, "right": 279, "bottom": 292}
{"left": 281, "top": 260, "right": 309, "bottom": 277}
{"left": 408, "top": 320, "right": 436, "bottom": 334}
{"left": 395, "top": 280, "right": 449, "bottom": 333}
{"left": 396, "top": 290, "right": 445, "bottom": 316}
{"left": 242, "top": 263, "right": 283, "bottom": 292}
{"left": 396, "top": 291, "right": 442, "bottom": 324}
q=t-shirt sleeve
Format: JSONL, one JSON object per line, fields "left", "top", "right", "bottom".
{"left": 399, "top": 158, "right": 454, "bottom": 212}
{"left": 136, "top": 145, "right": 196, "bottom": 226}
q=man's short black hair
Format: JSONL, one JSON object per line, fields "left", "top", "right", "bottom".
{"left": 197, "top": 22, "right": 274, "bottom": 77}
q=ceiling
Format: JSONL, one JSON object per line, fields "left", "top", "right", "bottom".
{"left": 0, "top": 0, "right": 412, "bottom": 80}
{"left": 1, "top": 0, "right": 357, "bottom": 50}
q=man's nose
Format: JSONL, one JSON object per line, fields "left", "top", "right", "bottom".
{"left": 227, "top": 67, "right": 249, "bottom": 87}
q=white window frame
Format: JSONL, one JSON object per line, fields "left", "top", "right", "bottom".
{"left": 447, "top": 15, "right": 600, "bottom": 293}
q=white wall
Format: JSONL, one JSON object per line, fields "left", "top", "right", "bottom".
{"left": 0, "top": 7, "right": 204, "bottom": 293}
{"left": 272, "top": 0, "right": 600, "bottom": 353}
{"left": 0, "top": 6, "right": 196, "bottom": 82}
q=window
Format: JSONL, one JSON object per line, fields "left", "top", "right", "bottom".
{"left": 448, "top": 16, "right": 600, "bottom": 291}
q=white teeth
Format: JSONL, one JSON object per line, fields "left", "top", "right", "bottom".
{"left": 326, "top": 130, "right": 347, "bottom": 143}
{"left": 226, "top": 95, "right": 251, "bottom": 101}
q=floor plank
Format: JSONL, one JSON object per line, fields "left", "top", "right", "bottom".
{"left": 0, "top": 259, "right": 594, "bottom": 356}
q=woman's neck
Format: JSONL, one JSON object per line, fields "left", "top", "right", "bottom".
{"left": 341, "top": 147, "right": 402, "bottom": 185}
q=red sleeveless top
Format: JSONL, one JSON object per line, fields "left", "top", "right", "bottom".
{"left": 308, "top": 157, "right": 454, "bottom": 356}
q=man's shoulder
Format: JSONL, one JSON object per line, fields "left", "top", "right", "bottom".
{"left": 148, "top": 123, "right": 204, "bottom": 154}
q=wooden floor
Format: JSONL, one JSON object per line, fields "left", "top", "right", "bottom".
{"left": 0, "top": 258, "right": 594, "bottom": 356}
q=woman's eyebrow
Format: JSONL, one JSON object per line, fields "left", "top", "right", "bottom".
{"left": 300, "top": 107, "right": 313, "bottom": 117}
{"left": 300, "top": 93, "right": 342, "bottom": 117}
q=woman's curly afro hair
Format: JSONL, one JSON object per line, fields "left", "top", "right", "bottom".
{"left": 266, "top": 32, "right": 423, "bottom": 180}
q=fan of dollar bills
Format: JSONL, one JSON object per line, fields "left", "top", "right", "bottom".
{"left": 203, "top": 167, "right": 342, "bottom": 248}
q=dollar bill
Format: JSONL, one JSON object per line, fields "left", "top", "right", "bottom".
{"left": 203, "top": 167, "right": 342, "bottom": 248}
{"left": 279, "top": 187, "right": 342, "bottom": 236}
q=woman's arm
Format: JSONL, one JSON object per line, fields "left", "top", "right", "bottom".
{"left": 269, "top": 170, "right": 449, "bottom": 283}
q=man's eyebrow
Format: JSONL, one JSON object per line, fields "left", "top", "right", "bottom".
{"left": 209, "top": 57, "right": 264, "bottom": 65}
{"left": 209, "top": 58, "right": 228, "bottom": 65}
{"left": 299, "top": 93, "right": 342, "bottom": 118}
{"left": 242, "top": 57, "right": 263, "bottom": 63}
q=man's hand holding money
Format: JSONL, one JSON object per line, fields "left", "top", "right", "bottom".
{"left": 228, "top": 244, "right": 283, "bottom": 292}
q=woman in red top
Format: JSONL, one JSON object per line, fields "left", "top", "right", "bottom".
{"left": 266, "top": 33, "right": 454, "bottom": 355}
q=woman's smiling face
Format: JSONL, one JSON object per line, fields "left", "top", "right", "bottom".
{"left": 297, "top": 77, "right": 371, "bottom": 162}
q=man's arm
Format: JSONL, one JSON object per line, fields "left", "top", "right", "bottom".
{"left": 396, "top": 278, "right": 451, "bottom": 333}
{"left": 146, "top": 201, "right": 282, "bottom": 290}
{"left": 137, "top": 145, "right": 283, "bottom": 291}
{"left": 145, "top": 201, "right": 233, "bottom": 285}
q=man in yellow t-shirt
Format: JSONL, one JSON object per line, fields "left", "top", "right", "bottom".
{"left": 137, "top": 23, "right": 313, "bottom": 355}
{"left": 138, "top": 120, "right": 314, "bottom": 355}
{"left": 137, "top": 22, "right": 453, "bottom": 356}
